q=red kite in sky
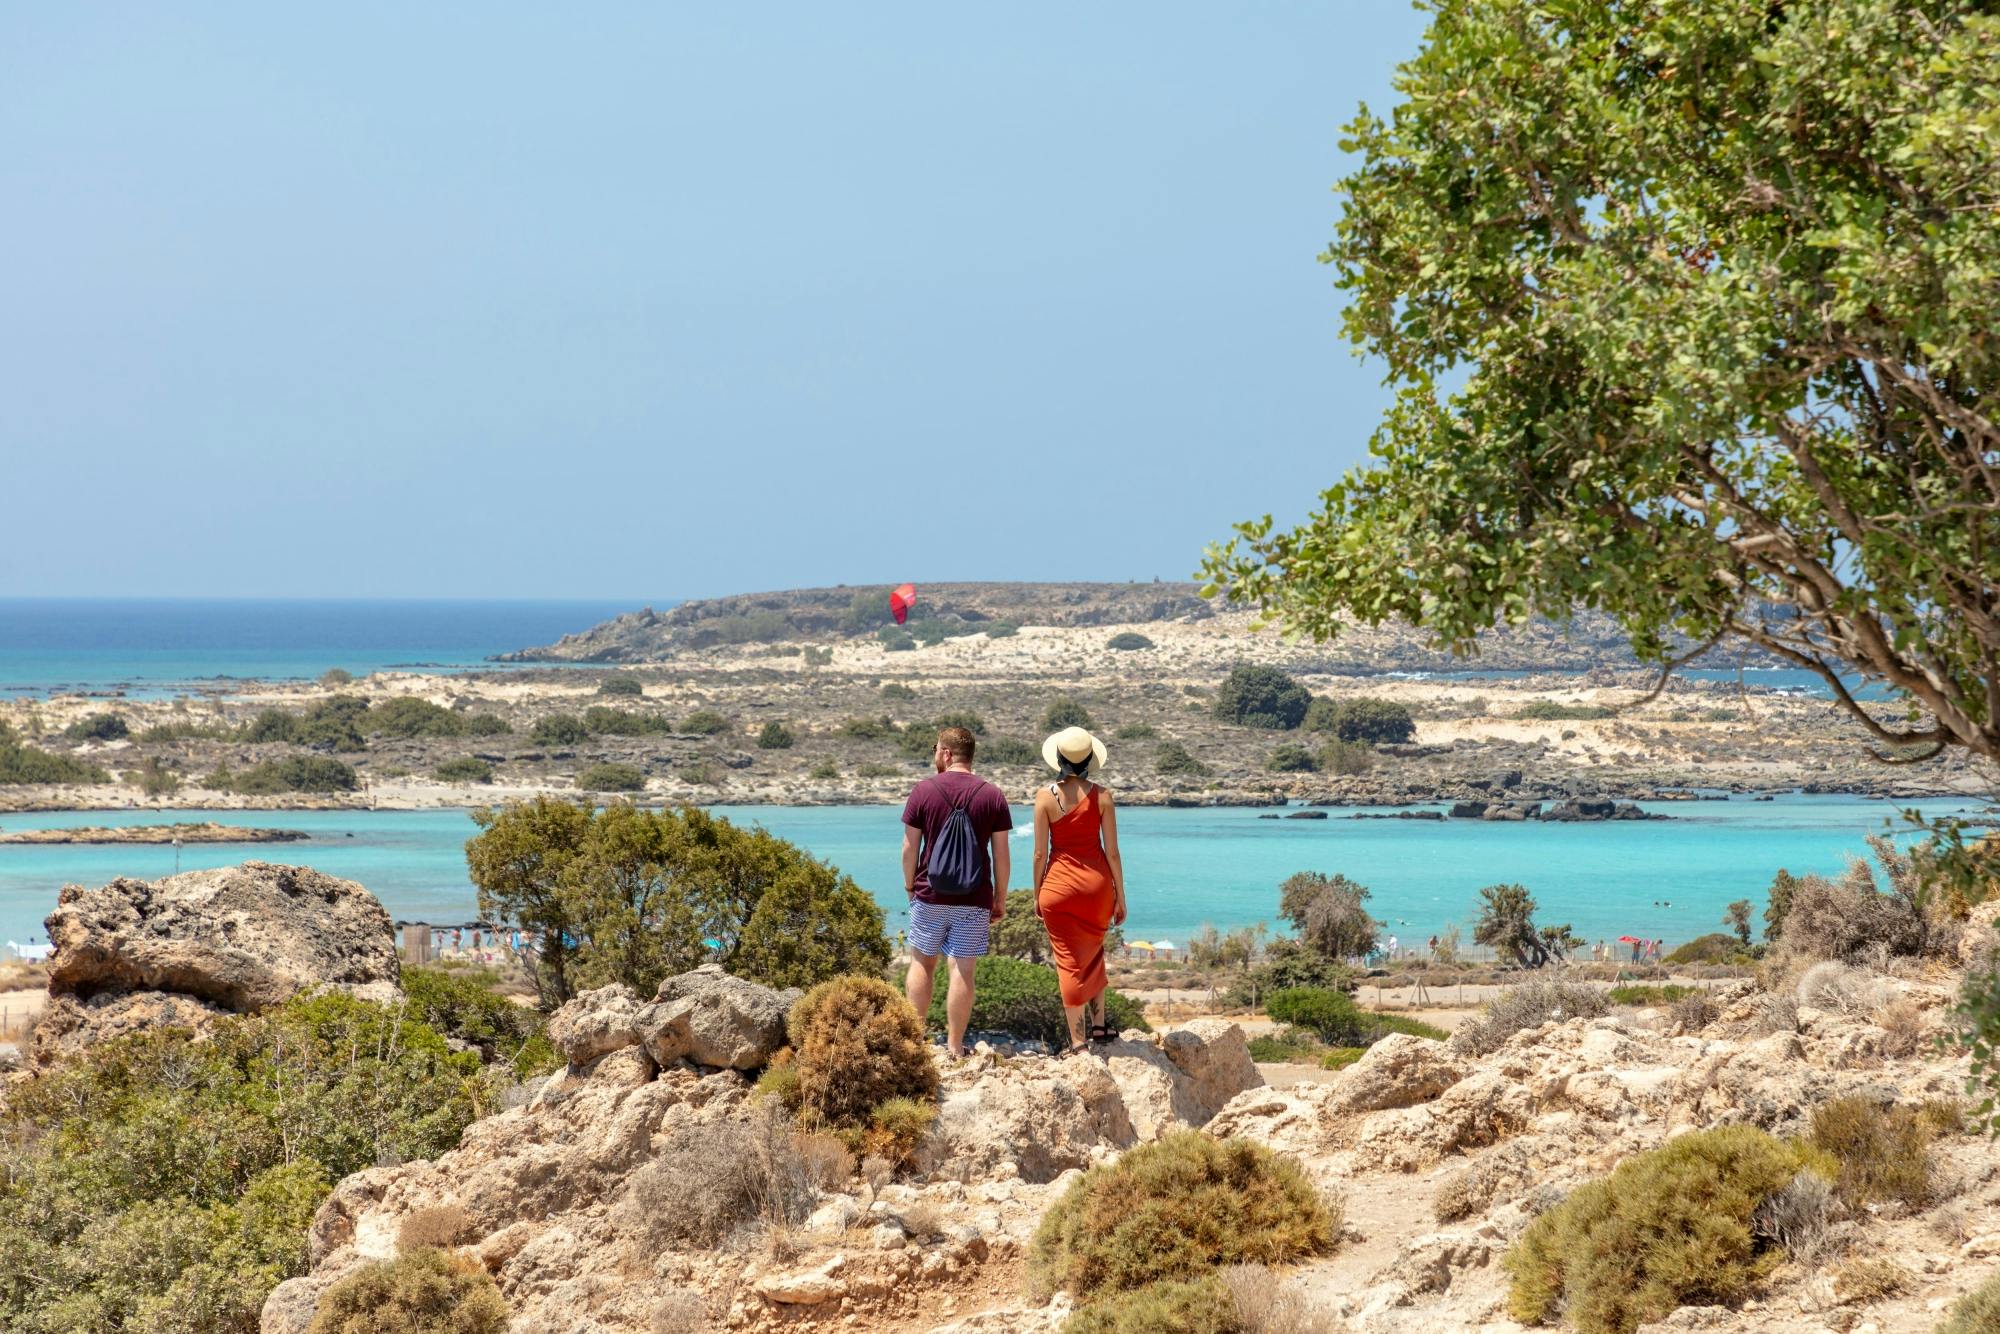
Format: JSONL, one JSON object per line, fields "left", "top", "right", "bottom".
{"left": 890, "top": 583, "right": 917, "bottom": 625}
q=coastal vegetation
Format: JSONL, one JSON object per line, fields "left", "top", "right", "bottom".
{"left": 464, "top": 799, "right": 890, "bottom": 1007}
{"left": 913, "top": 956, "right": 1146, "bottom": 1048}
{"left": 596, "top": 672, "right": 643, "bottom": 697}
{"left": 209, "top": 755, "right": 359, "bottom": 794}
{"left": 1106, "top": 632, "right": 1153, "bottom": 651}
{"left": 432, "top": 756, "right": 494, "bottom": 785}
{"left": 61, "top": 712, "right": 128, "bottom": 741}
{"left": 1278, "top": 871, "right": 1378, "bottom": 960}
{"left": 0, "top": 722, "right": 107, "bottom": 785}
{"left": 309, "top": 1250, "right": 509, "bottom": 1333}
{"left": 574, "top": 761, "right": 646, "bottom": 792}
{"left": 1212, "top": 665, "right": 1310, "bottom": 730}
{"left": 782, "top": 977, "right": 939, "bottom": 1155}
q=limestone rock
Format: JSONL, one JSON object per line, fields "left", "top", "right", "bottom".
{"left": 757, "top": 1255, "right": 847, "bottom": 1305}
{"left": 1207, "top": 1085, "right": 1339, "bottom": 1157}
{"left": 1330, "top": 1033, "right": 1467, "bottom": 1112}
{"left": 30, "top": 990, "right": 232, "bottom": 1062}
{"left": 642, "top": 964, "right": 797, "bottom": 1070}
{"left": 45, "top": 862, "right": 399, "bottom": 1011}
{"left": 1159, "top": 1017, "right": 1264, "bottom": 1120}
{"left": 546, "top": 984, "right": 649, "bottom": 1067}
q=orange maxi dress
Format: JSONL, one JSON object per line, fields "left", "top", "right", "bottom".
{"left": 1039, "top": 784, "right": 1118, "bottom": 1007}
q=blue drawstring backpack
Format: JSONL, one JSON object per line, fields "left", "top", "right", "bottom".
{"left": 926, "top": 783, "right": 985, "bottom": 897}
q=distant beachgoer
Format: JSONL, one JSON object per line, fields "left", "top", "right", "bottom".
{"left": 1034, "top": 726, "right": 1126, "bottom": 1056}
{"left": 901, "top": 726, "right": 1013, "bottom": 1059}
{"left": 1427, "top": 934, "right": 1438, "bottom": 959}
{"left": 1387, "top": 934, "right": 1400, "bottom": 959}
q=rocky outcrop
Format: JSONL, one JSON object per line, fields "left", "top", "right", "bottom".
{"left": 1328, "top": 1033, "right": 1467, "bottom": 1113}
{"left": 0, "top": 822, "right": 309, "bottom": 845}
{"left": 545, "top": 966, "right": 798, "bottom": 1074}
{"left": 32, "top": 862, "right": 399, "bottom": 1061}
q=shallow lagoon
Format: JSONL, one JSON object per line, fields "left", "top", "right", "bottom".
{"left": 0, "top": 795, "right": 1982, "bottom": 954}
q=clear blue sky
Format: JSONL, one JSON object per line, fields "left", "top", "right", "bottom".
{"left": 2, "top": 4, "right": 1427, "bottom": 599}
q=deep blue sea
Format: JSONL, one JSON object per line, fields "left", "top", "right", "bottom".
{"left": 0, "top": 598, "right": 644, "bottom": 697}
{"left": 0, "top": 797, "right": 1982, "bottom": 957}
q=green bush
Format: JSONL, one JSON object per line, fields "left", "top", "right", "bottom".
{"left": 1261, "top": 987, "right": 1441, "bottom": 1047}
{"left": 1154, "top": 741, "right": 1210, "bottom": 776}
{"left": 0, "top": 993, "right": 488, "bottom": 1334}
{"left": 1247, "top": 1033, "right": 1324, "bottom": 1064}
{"left": 63, "top": 712, "right": 129, "bottom": 741}
{"left": 1807, "top": 1096, "right": 1936, "bottom": 1209}
{"left": 1320, "top": 738, "right": 1375, "bottom": 774}
{"left": 1043, "top": 696, "right": 1093, "bottom": 731}
{"left": 1322, "top": 1046, "right": 1367, "bottom": 1070}
{"left": 308, "top": 1248, "right": 509, "bottom": 1334}
{"left": 581, "top": 705, "right": 672, "bottom": 736}
{"left": 530, "top": 713, "right": 590, "bottom": 746}
{"left": 467, "top": 800, "right": 890, "bottom": 1005}
{"left": 984, "top": 620, "right": 1020, "bottom": 639}
{"left": 135, "top": 719, "right": 230, "bottom": 743}
{"left": 1066, "top": 1277, "right": 1235, "bottom": 1334}
{"left": 808, "top": 760, "right": 839, "bottom": 780}
{"left": 460, "top": 713, "right": 512, "bottom": 737}
{"left": 1324, "top": 698, "right": 1416, "bottom": 745}
{"left": 932, "top": 709, "right": 986, "bottom": 735}
{"left": 915, "top": 956, "right": 1147, "bottom": 1047}
{"left": 320, "top": 667, "right": 355, "bottom": 686}
{"left": 401, "top": 967, "right": 560, "bottom": 1080}
{"left": 365, "top": 697, "right": 469, "bottom": 739}
{"left": 1222, "top": 944, "right": 1356, "bottom": 1007}
{"left": 214, "top": 755, "right": 359, "bottom": 794}
{"left": 1938, "top": 1272, "right": 2000, "bottom": 1334}
{"left": 841, "top": 714, "right": 897, "bottom": 741}
{"left": 856, "top": 762, "right": 900, "bottom": 778}
{"left": 879, "top": 626, "right": 916, "bottom": 652}
{"left": 1607, "top": 984, "right": 1696, "bottom": 1006}
{"left": 679, "top": 709, "right": 731, "bottom": 735}
{"left": 757, "top": 720, "right": 796, "bottom": 749}
{"left": 1505, "top": 1125, "right": 1821, "bottom": 1334}
{"left": 1266, "top": 743, "right": 1318, "bottom": 773}
{"left": 0, "top": 723, "right": 108, "bottom": 785}
{"left": 1211, "top": 666, "right": 1310, "bottom": 730}
{"left": 1114, "top": 723, "right": 1157, "bottom": 740}
{"left": 1106, "top": 633, "right": 1154, "bottom": 652}
{"left": 576, "top": 762, "right": 647, "bottom": 792}
{"left": 1513, "top": 700, "right": 1615, "bottom": 721}
{"left": 1031, "top": 1133, "right": 1335, "bottom": 1300}
{"left": 596, "top": 673, "right": 644, "bottom": 697}
{"left": 881, "top": 682, "right": 917, "bottom": 700}
{"left": 1664, "top": 933, "right": 1743, "bottom": 965}
{"left": 433, "top": 757, "right": 495, "bottom": 785}
{"left": 981, "top": 737, "right": 1039, "bottom": 766}
{"left": 787, "top": 977, "right": 938, "bottom": 1129}
{"left": 242, "top": 694, "right": 371, "bottom": 750}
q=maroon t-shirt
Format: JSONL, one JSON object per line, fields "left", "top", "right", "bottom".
{"left": 902, "top": 770, "right": 1013, "bottom": 910}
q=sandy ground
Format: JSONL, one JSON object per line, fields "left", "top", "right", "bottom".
{"left": 0, "top": 987, "right": 43, "bottom": 1041}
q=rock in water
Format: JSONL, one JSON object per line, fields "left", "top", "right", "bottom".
{"left": 34, "top": 861, "right": 400, "bottom": 1061}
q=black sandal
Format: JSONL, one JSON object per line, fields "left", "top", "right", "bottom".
{"left": 1088, "top": 1023, "right": 1117, "bottom": 1044}
{"left": 1061, "top": 1040, "right": 1091, "bottom": 1058}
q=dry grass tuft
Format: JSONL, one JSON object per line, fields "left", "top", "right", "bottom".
{"left": 649, "top": 1290, "right": 709, "bottom": 1333}
{"left": 1220, "top": 1263, "right": 1346, "bottom": 1333}
{"left": 1451, "top": 979, "right": 1608, "bottom": 1057}
{"left": 308, "top": 1248, "right": 508, "bottom": 1334}
{"left": 619, "top": 1112, "right": 826, "bottom": 1249}
{"left": 1807, "top": 1095, "right": 1936, "bottom": 1210}
{"left": 1874, "top": 998, "right": 1923, "bottom": 1057}
{"left": 396, "top": 1204, "right": 474, "bottom": 1253}
{"left": 1751, "top": 1169, "right": 1839, "bottom": 1266}
{"left": 1832, "top": 1256, "right": 1910, "bottom": 1303}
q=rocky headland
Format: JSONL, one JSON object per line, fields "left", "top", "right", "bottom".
{"left": 0, "top": 820, "right": 308, "bottom": 845}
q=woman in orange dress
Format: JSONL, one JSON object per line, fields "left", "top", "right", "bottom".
{"left": 1032, "top": 726, "right": 1126, "bottom": 1054}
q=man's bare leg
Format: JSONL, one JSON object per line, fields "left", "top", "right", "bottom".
{"left": 945, "top": 955, "right": 978, "bottom": 1056}
{"left": 906, "top": 952, "right": 941, "bottom": 1032}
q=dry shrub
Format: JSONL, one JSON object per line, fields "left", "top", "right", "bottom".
{"left": 1220, "top": 1263, "right": 1345, "bottom": 1333}
{"left": 1451, "top": 979, "right": 1609, "bottom": 1057}
{"left": 1795, "top": 961, "right": 1887, "bottom": 1015}
{"left": 896, "top": 1201, "right": 946, "bottom": 1241}
{"left": 619, "top": 1112, "right": 823, "bottom": 1249}
{"left": 1431, "top": 1146, "right": 1531, "bottom": 1224}
{"left": 308, "top": 1248, "right": 509, "bottom": 1334}
{"left": 1939, "top": 1273, "right": 2000, "bottom": 1334}
{"left": 1669, "top": 989, "right": 1719, "bottom": 1034}
{"left": 859, "top": 1154, "right": 894, "bottom": 1204}
{"left": 1832, "top": 1256, "right": 1910, "bottom": 1303}
{"left": 793, "top": 1131, "right": 854, "bottom": 1190}
{"left": 1928, "top": 1201, "right": 1972, "bottom": 1246}
{"left": 863, "top": 1095, "right": 937, "bottom": 1165}
{"left": 649, "top": 1290, "right": 709, "bottom": 1334}
{"left": 1064, "top": 1276, "right": 1237, "bottom": 1334}
{"left": 1755, "top": 991, "right": 1801, "bottom": 1034}
{"left": 1773, "top": 841, "right": 1956, "bottom": 968}
{"left": 1504, "top": 1125, "right": 1816, "bottom": 1334}
{"left": 1920, "top": 1097, "right": 1968, "bottom": 1137}
{"left": 396, "top": 1204, "right": 474, "bottom": 1253}
{"left": 1807, "top": 1096, "right": 1935, "bottom": 1210}
{"left": 1751, "top": 1170, "right": 1839, "bottom": 1266}
{"left": 1875, "top": 998, "right": 1922, "bottom": 1057}
{"left": 787, "top": 976, "right": 938, "bottom": 1128}
{"left": 1031, "top": 1132, "right": 1337, "bottom": 1301}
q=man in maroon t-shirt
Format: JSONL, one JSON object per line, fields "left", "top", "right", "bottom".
{"left": 901, "top": 725, "right": 1013, "bottom": 1057}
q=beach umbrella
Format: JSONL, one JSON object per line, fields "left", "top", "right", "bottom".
{"left": 1617, "top": 935, "right": 1641, "bottom": 943}
{"left": 890, "top": 583, "right": 918, "bottom": 625}
{"left": 1153, "top": 940, "right": 1176, "bottom": 953}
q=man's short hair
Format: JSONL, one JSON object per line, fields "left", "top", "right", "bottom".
{"left": 937, "top": 726, "right": 976, "bottom": 764}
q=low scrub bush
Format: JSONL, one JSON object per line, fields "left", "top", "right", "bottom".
{"left": 1504, "top": 1125, "right": 1821, "bottom": 1334}
{"left": 932, "top": 708, "right": 986, "bottom": 735}
{"left": 0, "top": 722, "right": 109, "bottom": 785}
{"left": 135, "top": 719, "right": 230, "bottom": 743}
{"left": 916, "top": 956, "right": 1147, "bottom": 1048}
{"left": 808, "top": 760, "right": 839, "bottom": 780}
{"left": 1222, "top": 946, "right": 1356, "bottom": 1008}
{"left": 597, "top": 673, "right": 644, "bottom": 697}
{"left": 241, "top": 694, "right": 371, "bottom": 750}
{"left": 401, "top": 966, "right": 560, "bottom": 1080}
{"left": 581, "top": 705, "right": 672, "bottom": 737}
{"left": 213, "top": 755, "right": 359, "bottom": 794}
{"left": 1772, "top": 835, "right": 1955, "bottom": 965}
{"left": 320, "top": 667, "right": 355, "bottom": 685}
{"left": 1066, "top": 1277, "right": 1236, "bottom": 1334}
{"left": 1265, "top": 987, "right": 1442, "bottom": 1046}
{"left": 1154, "top": 741, "right": 1210, "bottom": 776}
{"left": 1665, "top": 933, "right": 1745, "bottom": 965}
{"left": 787, "top": 977, "right": 938, "bottom": 1129}
{"left": 1807, "top": 1096, "right": 1935, "bottom": 1209}
{"left": 1453, "top": 979, "right": 1608, "bottom": 1057}
{"left": 433, "top": 757, "right": 495, "bottom": 785}
{"left": 983, "top": 620, "right": 1020, "bottom": 638}
{"left": 878, "top": 626, "right": 916, "bottom": 651}
{"left": 1303, "top": 697, "right": 1415, "bottom": 745}
{"left": 309, "top": 1247, "right": 509, "bottom": 1333}
{"left": 756, "top": 720, "right": 796, "bottom": 749}
{"left": 1265, "top": 743, "right": 1318, "bottom": 773}
{"left": 980, "top": 736, "right": 1039, "bottom": 766}
{"left": 880, "top": 682, "right": 917, "bottom": 700}
{"left": 679, "top": 709, "right": 731, "bottom": 735}
{"left": 366, "top": 697, "right": 471, "bottom": 740}
{"left": 619, "top": 1113, "right": 826, "bottom": 1248}
{"left": 1606, "top": 984, "right": 1695, "bottom": 1006}
{"left": 397, "top": 1205, "right": 475, "bottom": 1252}
{"left": 1219, "top": 1263, "right": 1343, "bottom": 1334}
{"left": 530, "top": 713, "right": 590, "bottom": 746}
{"left": 855, "top": 762, "right": 900, "bottom": 778}
{"left": 1212, "top": 665, "right": 1310, "bottom": 730}
{"left": 1671, "top": 990, "right": 1720, "bottom": 1033}
{"left": 1041, "top": 696, "right": 1093, "bottom": 730}
{"left": 1938, "top": 1272, "right": 2000, "bottom": 1334}
{"left": 676, "top": 760, "right": 724, "bottom": 786}
{"left": 1512, "top": 700, "right": 1614, "bottom": 721}
{"left": 1321, "top": 1046, "right": 1366, "bottom": 1070}
{"left": 132, "top": 755, "right": 182, "bottom": 797}
{"left": 1831, "top": 1256, "right": 1909, "bottom": 1304}
{"left": 1106, "top": 632, "right": 1154, "bottom": 652}
{"left": 1247, "top": 1033, "right": 1323, "bottom": 1064}
{"left": 840, "top": 714, "right": 897, "bottom": 740}
{"left": 1114, "top": 722, "right": 1157, "bottom": 740}
{"left": 1031, "top": 1132, "right": 1337, "bottom": 1301}
{"left": 63, "top": 712, "right": 129, "bottom": 741}
{"left": 1320, "top": 738, "right": 1375, "bottom": 775}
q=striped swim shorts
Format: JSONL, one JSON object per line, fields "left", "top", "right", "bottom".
{"left": 908, "top": 899, "right": 991, "bottom": 959}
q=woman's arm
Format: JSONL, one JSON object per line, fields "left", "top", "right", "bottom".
{"left": 1099, "top": 788, "right": 1127, "bottom": 925}
{"left": 1031, "top": 792, "right": 1052, "bottom": 901}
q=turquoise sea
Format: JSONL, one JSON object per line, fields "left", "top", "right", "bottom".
{"left": 0, "top": 796, "right": 1981, "bottom": 956}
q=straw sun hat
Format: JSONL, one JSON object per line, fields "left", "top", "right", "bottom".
{"left": 1042, "top": 726, "right": 1108, "bottom": 777}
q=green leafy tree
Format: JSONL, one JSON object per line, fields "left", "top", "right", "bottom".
{"left": 1723, "top": 899, "right": 1754, "bottom": 948}
{"left": 1042, "top": 697, "right": 1093, "bottom": 731}
{"left": 1212, "top": 665, "right": 1310, "bottom": 730}
{"left": 1202, "top": 0, "right": 2000, "bottom": 763}
{"left": 1474, "top": 883, "right": 1562, "bottom": 967}
{"left": 757, "top": 720, "right": 796, "bottom": 749}
{"left": 596, "top": 673, "right": 644, "bottom": 697}
{"left": 466, "top": 796, "right": 595, "bottom": 1006}
{"left": 530, "top": 714, "right": 590, "bottom": 746}
{"left": 990, "top": 892, "right": 1052, "bottom": 964}
{"left": 365, "top": 697, "right": 467, "bottom": 739}
{"left": 1765, "top": 868, "right": 1802, "bottom": 942}
{"left": 1278, "top": 871, "right": 1378, "bottom": 959}
{"left": 1330, "top": 698, "right": 1416, "bottom": 745}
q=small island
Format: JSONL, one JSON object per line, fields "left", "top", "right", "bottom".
{"left": 0, "top": 821, "right": 310, "bottom": 846}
